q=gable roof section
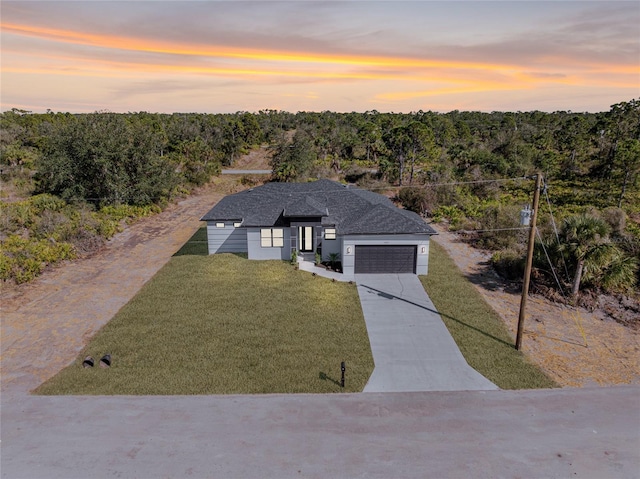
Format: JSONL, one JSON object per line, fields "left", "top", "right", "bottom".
{"left": 283, "top": 195, "right": 328, "bottom": 217}
{"left": 201, "top": 180, "right": 436, "bottom": 235}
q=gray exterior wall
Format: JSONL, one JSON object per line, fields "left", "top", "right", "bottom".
{"left": 287, "top": 220, "right": 322, "bottom": 255}
{"left": 206, "top": 222, "right": 431, "bottom": 275}
{"left": 341, "top": 234, "right": 431, "bottom": 276}
{"left": 247, "top": 227, "right": 291, "bottom": 261}
{"left": 319, "top": 234, "right": 342, "bottom": 261}
{"left": 206, "top": 221, "right": 247, "bottom": 254}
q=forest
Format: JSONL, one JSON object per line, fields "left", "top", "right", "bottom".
{"left": 1, "top": 101, "right": 638, "bottom": 312}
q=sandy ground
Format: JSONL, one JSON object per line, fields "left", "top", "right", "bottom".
{"left": 231, "top": 145, "right": 272, "bottom": 170}
{"left": 1, "top": 183, "right": 225, "bottom": 395}
{"left": 1, "top": 171, "right": 637, "bottom": 395}
{"left": 430, "top": 223, "right": 640, "bottom": 388}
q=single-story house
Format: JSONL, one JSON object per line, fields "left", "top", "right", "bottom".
{"left": 200, "top": 179, "right": 437, "bottom": 275}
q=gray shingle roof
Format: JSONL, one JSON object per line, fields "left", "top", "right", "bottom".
{"left": 201, "top": 180, "right": 436, "bottom": 235}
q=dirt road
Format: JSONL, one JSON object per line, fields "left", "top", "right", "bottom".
{"left": 1, "top": 186, "right": 223, "bottom": 395}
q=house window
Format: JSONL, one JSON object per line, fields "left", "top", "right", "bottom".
{"left": 233, "top": 222, "right": 242, "bottom": 228}
{"left": 324, "top": 228, "right": 336, "bottom": 240}
{"left": 216, "top": 222, "right": 225, "bottom": 228}
{"left": 260, "top": 228, "right": 284, "bottom": 247}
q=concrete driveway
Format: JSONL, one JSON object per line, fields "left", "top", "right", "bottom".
{"left": 2, "top": 190, "right": 638, "bottom": 478}
{"left": 356, "top": 274, "right": 497, "bottom": 392}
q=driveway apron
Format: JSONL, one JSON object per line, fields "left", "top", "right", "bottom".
{"left": 356, "top": 274, "right": 498, "bottom": 392}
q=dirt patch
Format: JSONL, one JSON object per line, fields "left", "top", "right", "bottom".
{"left": 231, "top": 145, "right": 272, "bottom": 170}
{"left": 431, "top": 223, "right": 640, "bottom": 388}
{"left": 0, "top": 183, "right": 226, "bottom": 395}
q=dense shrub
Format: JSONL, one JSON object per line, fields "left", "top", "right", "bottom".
{"left": 0, "top": 196, "right": 164, "bottom": 284}
{"left": 397, "top": 187, "right": 428, "bottom": 215}
{"left": 432, "top": 205, "right": 465, "bottom": 224}
{"left": 0, "top": 235, "right": 76, "bottom": 283}
{"left": 491, "top": 248, "right": 526, "bottom": 280}
{"left": 474, "top": 204, "right": 525, "bottom": 250}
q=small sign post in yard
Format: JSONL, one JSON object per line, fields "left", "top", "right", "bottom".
{"left": 341, "top": 361, "right": 345, "bottom": 388}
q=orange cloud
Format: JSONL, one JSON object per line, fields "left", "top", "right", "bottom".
{"left": 3, "top": 19, "right": 637, "bottom": 113}
{"left": 1, "top": 21, "right": 570, "bottom": 75}
{"left": 375, "top": 81, "right": 530, "bottom": 102}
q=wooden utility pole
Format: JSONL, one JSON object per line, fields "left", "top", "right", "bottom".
{"left": 516, "top": 173, "right": 542, "bottom": 351}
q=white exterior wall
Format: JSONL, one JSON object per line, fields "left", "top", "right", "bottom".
{"left": 247, "top": 227, "right": 291, "bottom": 261}
{"left": 206, "top": 222, "right": 247, "bottom": 254}
{"left": 341, "top": 234, "right": 432, "bottom": 276}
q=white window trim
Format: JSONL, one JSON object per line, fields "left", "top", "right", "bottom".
{"left": 273, "top": 228, "right": 284, "bottom": 247}
{"left": 260, "top": 228, "right": 284, "bottom": 248}
{"left": 324, "top": 228, "right": 336, "bottom": 240}
{"left": 216, "top": 222, "right": 225, "bottom": 228}
{"left": 260, "top": 228, "right": 272, "bottom": 247}
{"left": 233, "top": 222, "right": 242, "bottom": 228}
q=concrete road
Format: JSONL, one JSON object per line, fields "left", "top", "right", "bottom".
{"left": 357, "top": 274, "right": 497, "bottom": 392}
{"left": 221, "top": 169, "right": 272, "bottom": 174}
{"left": 2, "top": 387, "right": 638, "bottom": 479}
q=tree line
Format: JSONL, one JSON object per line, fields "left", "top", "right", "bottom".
{"left": 1, "top": 102, "right": 638, "bottom": 299}
{"left": 2, "top": 102, "right": 638, "bottom": 207}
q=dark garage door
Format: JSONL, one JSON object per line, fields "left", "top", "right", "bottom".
{"left": 354, "top": 245, "right": 416, "bottom": 274}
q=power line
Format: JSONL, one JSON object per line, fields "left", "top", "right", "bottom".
{"left": 535, "top": 228, "right": 588, "bottom": 347}
{"left": 543, "top": 179, "right": 571, "bottom": 282}
{"left": 368, "top": 176, "right": 531, "bottom": 190}
{"left": 451, "top": 227, "right": 529, "bottom": 234}
{"left": 536, "top": 228, "right": 567, "bottom": 298}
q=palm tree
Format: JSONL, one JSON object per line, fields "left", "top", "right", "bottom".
{"left": 328, "top": 252, "right": 341, "bottom": 271}
{"left": 582, "top": 243, "right": 638, "bottom": 293}
{"left": 560, "top": 214, "right": 610, "bottom": 297}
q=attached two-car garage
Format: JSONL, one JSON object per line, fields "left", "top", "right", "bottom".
{"left": 354, "top": 245, "right": 417, "bottom": 274}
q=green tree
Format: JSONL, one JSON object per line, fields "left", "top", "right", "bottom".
{"left": 383, "top": 125, "right": 411, "bottom": 185}
{"left": 559, "top": 214, "right": 612, "bottom": 297}
{"left": 359, "top": 121, "right": 384, "bottom": 164}
{"left": 613, "top": 139, "right": 640, "bottom": 207}
{"left": 553, "top": 114, "right": 593, "bottom": 179}
{"left": 269, "top": 130, "right": 316, "bottom": 182}
{"left": 406, "top": 121, "right": 438, "bottom": 184}
{"left": 176, "top": 137, "right": 221, "bottom": 186}
{"left": 36, "top": 113, "right": 177, "bottom": 206}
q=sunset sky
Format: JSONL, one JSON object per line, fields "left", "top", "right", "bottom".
{"left": 2, "top": 1, "right": 639, "bottom": 114}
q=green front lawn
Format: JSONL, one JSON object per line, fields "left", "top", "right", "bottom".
{"left": 36, "top": 249, "right": 373, "bottom": 394}
{"left": 421, "top": 241, "right": 558, "bottom": 389}
{"left": 36, "top": 227, "right": 555, "bottom": 395}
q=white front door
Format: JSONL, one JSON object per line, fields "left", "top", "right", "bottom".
{"left": 299, "top": 226, "right": 313, "bottom": 252}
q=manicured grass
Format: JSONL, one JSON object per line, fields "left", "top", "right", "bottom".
{"left": 36, "top": 226, "right": 552, "bottom": 395}
{"left": 173, "top": 226, "right": 209, "bottom": 256}
{"left": 36, "top": 246, "right": 373, "bottom": 395}
{"left": 421, "top": 241, "right": 558, "bottom": 389}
